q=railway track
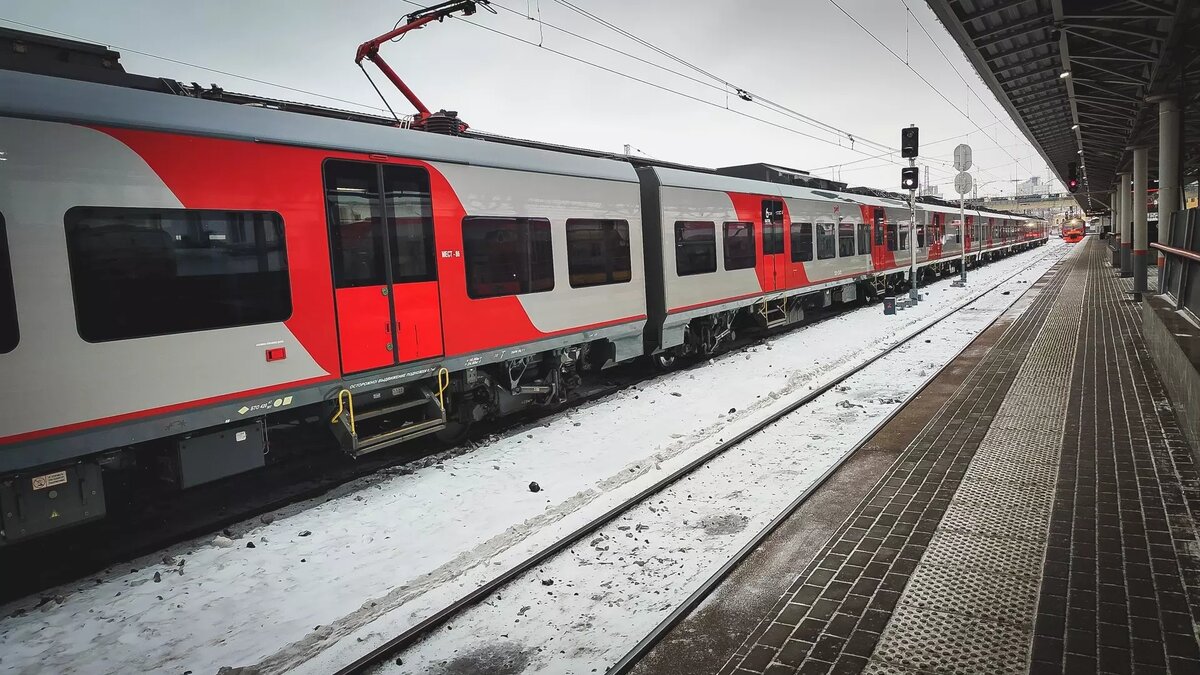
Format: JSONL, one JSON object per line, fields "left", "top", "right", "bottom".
{"left": 330, "top": 245, "right": 1064, "bottom": 675}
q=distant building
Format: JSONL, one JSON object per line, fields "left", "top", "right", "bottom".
{"left": 1016, "top": 176, "right": 1042, "bottom": 197}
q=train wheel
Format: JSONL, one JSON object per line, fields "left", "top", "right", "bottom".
{"left": 436, "top": 420, "right": 472, "bottom": 445}
{"left": 650, "top": 352, "right": 679, "bottom": 372}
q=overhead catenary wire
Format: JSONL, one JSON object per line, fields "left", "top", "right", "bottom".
{"left": 898, "top": 0, "right": 1026, "bottom": 141}
{"left": 397, "top": 0, "right": 949, "bottom": 171}
{"left": 490, "top": 0, "right": 903, "bottom": 159}
{"left": 545, "top": 0, "right": 903, "bottom": 157}
{"left": 825, "top": 0, "right": 1037, "bottom": 184}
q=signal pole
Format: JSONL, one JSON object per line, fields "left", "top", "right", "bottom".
{"left": 909, "top": 157, "right": 918, "bottom": 302}
{"left": 953, "top": 143, "right": 973, "bottom": 285}
{"left": 900, "top": 126, "right": 920, "bottom": 303}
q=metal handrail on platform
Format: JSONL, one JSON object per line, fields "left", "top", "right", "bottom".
{"left": 1155, "top": 209, "right": 1199, "bottom": 321}
{"left": 1152, "top": 242, "right": 1200, "bottom": 264}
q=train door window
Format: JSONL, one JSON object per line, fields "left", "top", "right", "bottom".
{"left": 382, "top": 165, "right": 436, "bottom": 283}
{"left": 723, "top": 221, "right": 756, "bottom": 271}
{"left": 899, "top": 222, "right": 911, "bottom": 251}
{"left": 326, "top": 160, "right": 386, "bottom": 288}
{"left": 838, "top": 221, "right": 855, "bottom": 257}
{"left": 816, "top": 222, "right": 837, "bottom": 260}
{"left": 874, "top": 211, "right": 885, "bottom": 245}
{"left": 790, "top": 222, "right": 813, "bottom": 262}
{"left": 65, "top": 207, "right": 290, "bottom": 342}
{"left": 917, "top": 222, "right": 926, "bottom": 248}
{"left": 566, "top": 218, "right": 632, "bottom": 287}
{"left": 462, "top": 217, "right": 554, "bottom": 298}
{"left": 0, "top": 213, "right": 16, "bottom": 353}
{"left": 857, "top": 223, "right": 870, "bottom": 254}
{"left": 761, "top": 200, "right": 784, "bottom": 255}
{"left": 675, "top": 221, "right": 717, "bottom": 276}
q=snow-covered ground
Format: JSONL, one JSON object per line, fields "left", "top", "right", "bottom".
{"left": 0, "top": 243, "right": 1066, "bottom": 675}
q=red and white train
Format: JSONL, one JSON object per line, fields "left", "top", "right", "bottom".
{"left": 0, "top": 28, "right": 1046, "bottom": 543}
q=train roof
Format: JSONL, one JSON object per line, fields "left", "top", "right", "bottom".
{"left": 0, "top": 27, "right": 1043, "bottom": 224}
{"left": 0, "top": 68, "right": 642, "bottom": 183}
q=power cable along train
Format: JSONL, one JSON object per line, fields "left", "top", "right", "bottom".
{"left": 0, "top": 24, "right": 1046, "bottom": 545}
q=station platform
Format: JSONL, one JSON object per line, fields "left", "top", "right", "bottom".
{"left": 634, "top": 238, "right": 1200, "bottom": 675}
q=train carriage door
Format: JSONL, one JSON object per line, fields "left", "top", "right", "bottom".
{"left": 324, "top": 160, "right": 443, "bottom": 375}
{"left": 870, "top": 207, "right": 889, "bottom": 269}
{"left": 762, "top": 199, "right": 785, "bottom": 290}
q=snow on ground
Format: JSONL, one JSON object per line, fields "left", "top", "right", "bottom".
{"left": 0, "top": 243, "right": 1067, "bottom": 675}
{"left": 384, "top": 245, "right": 1075, "bottom": 675}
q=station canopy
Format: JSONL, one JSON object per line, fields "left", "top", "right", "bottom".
{"left": 926, "top": 0, "right": 1200, "bottom": 213}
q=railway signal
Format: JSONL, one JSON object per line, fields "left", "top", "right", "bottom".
{"left": 901, "top": 126, "right": 919, "bottom": 158}
{"left": 900, "top": 166, "right": 919, "bottom": 190}
{"left": 1067, "top": 161, "right": 1080, "bottom": 193}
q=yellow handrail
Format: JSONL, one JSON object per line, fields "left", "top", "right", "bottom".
{"left": 331, "top": 388, "right": 356, "bottom": 437}
{"left": 436, "top": 367, "right": 450, "bottom": 412}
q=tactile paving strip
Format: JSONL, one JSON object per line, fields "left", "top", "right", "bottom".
{"left": 861, "top": 659, "right": 923, "bottom": 675}
{"left": 870, "top": 604, "right": 1030, "bottom": 675}
{"left": 869, "top": 247, "right": 1088, "bottom": 673}
{"left": 959, "top": 457, "right": 1058, "bottom": 489}
{"left": 915, "top": 528, "right": 1046, "bottom": 578}
{"left": 900, "top": 562, "right": 1039, "bottom": 626}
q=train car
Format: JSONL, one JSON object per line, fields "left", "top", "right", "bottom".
{"left": 0, "top": 30, "right": 1047, "bottom": 544}
{"left": 1063, "top": 221, "right": 1086, "bottom": 243}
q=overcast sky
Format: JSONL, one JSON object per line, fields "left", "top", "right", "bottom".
{"left": 0, "top": 0, "right": 1061, "bottom": 197}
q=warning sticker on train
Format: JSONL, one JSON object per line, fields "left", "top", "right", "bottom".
{"left": 237, "top": 396, "right": 294, "bottom": 415}
{"left": 32, "top": 470, "right": 68, "bottom": 490}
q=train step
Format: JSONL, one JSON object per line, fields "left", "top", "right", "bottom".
{"left": 758, "top": 300, "right": 793, "bottom": 329}
{"left": 330, "top": 385, "right": 447, "bottom": 457}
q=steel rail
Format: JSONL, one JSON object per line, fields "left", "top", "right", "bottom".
{"left": 604, "top": 252, "right": 1064, "bottom": 675}
{"left": 332, "top": 243, "right": 1059, "bottom": 675}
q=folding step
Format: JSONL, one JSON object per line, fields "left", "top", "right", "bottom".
{"left": 330, "top": 384, "right": 447, "bottom": 457}
{"left": 759, "top": 300, "right": 790, "bottom": 329}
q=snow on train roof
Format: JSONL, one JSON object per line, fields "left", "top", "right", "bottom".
{"left": 0, "top": 70, "right": 639, "bottom": 184}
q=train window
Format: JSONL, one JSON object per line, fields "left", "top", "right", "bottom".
{"left": 916, "top": 223, "right": 926, "bottom": 249}
{"left": 462, "top": 217, "right": 554, "bottom": 298}
{"left": 383, "top": 165, "right": 437, "bottom": 284}
{"left": 566, "top": 219, "right": 631, "bottom": 288}
{"left": 886, "top": 221, "right": 898, "bottom": 252}
{"left": 761, "top": 200, "right": 785, "bottom": 255}
{"left": 325, "top": 161, "right": 435, "bottom": 287}
{"left": 816, "top": 222, "right": 837, "bottom": 260}
{"left": 723, "top": 221, "right": 756, "bottom": 271}
{"left": 65, "top": 207, "right": 290, "bottom": 342}
{"left": 675, "top": 221, "right": 717, "bottom": 276}
{"left": 838, "top": 221, "right": 855, "bottom": 257}
{"left": 857, "top": 223, "right": 871, "bottom": 254}
{"left": 326, "top": 160, "right": 387, "bottom": 288}
{"left": 0, "top": 213, "right": 16, "bottom": 354}
{"left": 790, "top": 222, "right": 813, "bottom": 263}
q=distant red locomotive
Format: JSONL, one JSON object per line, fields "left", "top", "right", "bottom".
{"left": 1062, "top": 221, "right": 1086, "bottom": 243}
{"left": 0, "top": 27, "right": 1047, "bottom": 543}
